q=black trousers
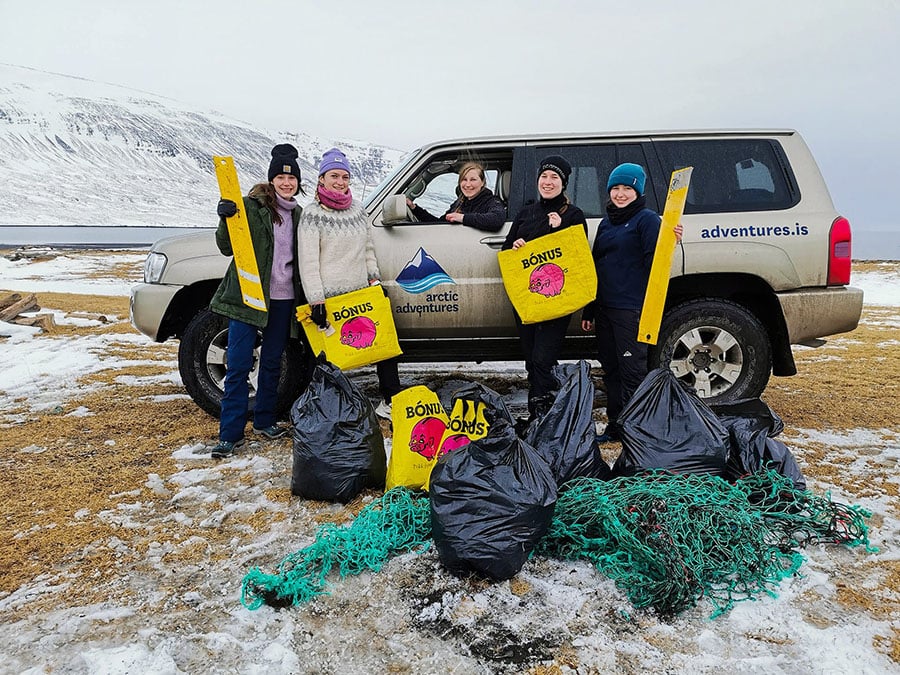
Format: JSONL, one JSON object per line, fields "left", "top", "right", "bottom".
{"left": 376, "top": 357, "right": 402, "bottom": 402}
{"left": 515, "top": 313, "right": 571, "bottom": 404}
{"left": 594, "top": 307, "right": 648, "bottom": 429}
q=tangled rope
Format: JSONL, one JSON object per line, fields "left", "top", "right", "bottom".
{"left": 241, "top": 487, "right": 431, "bottom": 610}
{"left": 241, "top": 470, "right": 873, "bottom": 617}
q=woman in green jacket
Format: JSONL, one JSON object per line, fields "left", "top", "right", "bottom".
{"left": 209, "top": 143, "right": 305, "bottom": 458}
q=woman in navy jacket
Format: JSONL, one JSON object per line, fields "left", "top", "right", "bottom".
{"left": 582, "top": 162, "right": 680, "bottom": 443}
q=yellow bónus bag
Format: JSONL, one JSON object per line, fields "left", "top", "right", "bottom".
{"left": 497, "top": 226, "right": 597, "bottom": 324}
{"left": 386, "top": 386, "right": 448, "bottom": 491}
{"left": 296, "top": 285, "right": 402, "bottom": 371}
{"left": 437, "top": 397, "right": 491, "bottom": 457}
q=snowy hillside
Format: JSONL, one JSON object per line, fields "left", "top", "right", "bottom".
{"left": 0, "top": 64, "right": 403, "bottom": 227}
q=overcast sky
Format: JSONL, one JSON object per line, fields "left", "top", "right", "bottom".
{"left": 1, "top": 0, "right": 898, "bottom": 232}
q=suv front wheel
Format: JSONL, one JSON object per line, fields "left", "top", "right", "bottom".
{"left": 651, "top": 298, "right": 772, "bottom": 404}
{"left": 178, "top": 308, "right": 312, "bottom": 419}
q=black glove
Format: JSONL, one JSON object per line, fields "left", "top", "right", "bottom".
{"left": 310, "top": 304, "right": 328, "bottom": 329}
{"left": 217, "top": 199, "right": 237, "bottom": 218}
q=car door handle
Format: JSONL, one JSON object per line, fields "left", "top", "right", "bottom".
{"left": 479, "top": 236, "right": 506, "bottom": 250}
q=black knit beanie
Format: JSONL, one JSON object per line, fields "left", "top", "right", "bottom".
{"left": 538, "top": 155, "right": 572, "bottom": 188}
{"left": 268, "top": 143, "right": 302, "bottom": 187}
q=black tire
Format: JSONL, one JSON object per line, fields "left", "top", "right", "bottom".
{"left": 178, "top": 308, "right": 312, "bottom": 419}
{"left": 649, "top": 298, "right": 771, "bottom": 404}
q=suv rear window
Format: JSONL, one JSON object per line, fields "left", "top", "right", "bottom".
{"left": 654, "top": 139, "right": 799, "bottom": 214}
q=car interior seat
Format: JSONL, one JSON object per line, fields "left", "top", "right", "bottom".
{"left": 497, "top": 170, "right": 511, "bottom": 203}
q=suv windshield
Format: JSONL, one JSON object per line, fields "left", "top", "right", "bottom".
{"left": 362, "top": 148, "right": 420, "bottom": 210}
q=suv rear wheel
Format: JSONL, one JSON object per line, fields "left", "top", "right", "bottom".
{"left": 651, "top": 298, "right": 771, "bottom": 404}
{"left": 178, "top": 308, "right": 312, "bottom": 419}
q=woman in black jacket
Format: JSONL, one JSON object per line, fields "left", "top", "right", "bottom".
{"left": 502, "top": 155, "right": 586, "bottom": 419}
{"left": 407, "top": 162, "right": 506, "bottom": 232}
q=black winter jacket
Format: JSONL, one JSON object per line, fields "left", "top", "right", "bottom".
{"left": 501, "top": 193, "right": 586, "bottom": 250}
{"left": 411, "top": 187, "right": 507, "bottom": 232}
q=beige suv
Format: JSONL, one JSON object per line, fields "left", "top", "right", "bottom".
{"left": 131, "top": 129, "right": 863, "bottom": 417}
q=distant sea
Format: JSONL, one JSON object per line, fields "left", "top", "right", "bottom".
{"left": 852, "top": 228, "right": 900, "bottom": 261}
{"left": 0, "top": 225, "right": 212, "bottom": 249}
{"left": 0, "top": 224, "right": 897, "bottom": 260}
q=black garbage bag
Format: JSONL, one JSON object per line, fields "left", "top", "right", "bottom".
{"left": 429, "top": 417, "right": 557, "bottom": 580}
{"left": 712, "top": 398, "right": 806, "bottom": 489}
{"left": 525, "top": 361, "right": 611, "bottom": 484}
{"left": 612, "top": 368, "right": 730, "bottom": 477}
{"left": 290, "top": 357, "right": 386, "bottom": 503}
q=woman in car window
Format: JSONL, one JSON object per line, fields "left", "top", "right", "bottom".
{"left": 406, "top": 161, "right": 506, "bottom": 232}
{"left": 298, "top": 147, "right": 403, "bottom": 419}
{"left": 502, "top": 155, "right": 586, "bottom": 422}
{"left": 581, "top": 162, "right": 681, "bottom": 443}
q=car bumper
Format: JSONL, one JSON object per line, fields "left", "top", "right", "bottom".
{"left": 130, "top": 283, "right": 182, "bottom": 342}
{"left": 777, "top": 286, "right": 864, "bottom": 344}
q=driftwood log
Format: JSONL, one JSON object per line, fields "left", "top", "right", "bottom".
{"left": 0, "top": 292, "right": 56, "bottom": 333}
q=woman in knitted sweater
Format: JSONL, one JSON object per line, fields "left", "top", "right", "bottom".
{"left": 298, "top": 147, "right": 402, "bottom": 418}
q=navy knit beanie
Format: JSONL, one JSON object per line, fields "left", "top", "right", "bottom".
{"left": 267, "top": 143, "right": 302, "bottom": 188}
{"left": 538, "top": 155, "right": 572, "bottom": 188}
{"left": 607, "top": 163, "right": 646, "bottom": 196}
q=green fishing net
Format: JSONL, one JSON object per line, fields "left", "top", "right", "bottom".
{"left": 241, "top": 470, "right": 873, "bottom": 617}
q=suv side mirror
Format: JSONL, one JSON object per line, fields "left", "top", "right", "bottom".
{"left": 382, "top": 194, "right": 413, "bottom": 225}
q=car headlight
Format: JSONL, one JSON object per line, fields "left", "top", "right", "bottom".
{"left": 144, "top": 251, "right": 168, "bottom": 283}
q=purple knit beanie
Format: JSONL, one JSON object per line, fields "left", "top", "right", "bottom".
{"left": 318, "top": 147, "right": 352, "bottom": 177}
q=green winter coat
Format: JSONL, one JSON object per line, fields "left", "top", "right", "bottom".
{"left": 209, "top": 187, "right": 304, "bottom": 332}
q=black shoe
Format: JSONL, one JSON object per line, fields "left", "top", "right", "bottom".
{"left": 527, "top": 394, "right": 555, "bottom": 419}
{"left": 252, "top": 424, "right": 289, "bottom": 440}
{"left": 211, "top": 438, "right": 247, "bottom": 459}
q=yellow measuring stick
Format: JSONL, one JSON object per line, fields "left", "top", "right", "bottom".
{"left": 213, "top": 156, "right": 267, "bottom": 312}
{"left": 637, "top": 166, "right": 693, "bottom": 345}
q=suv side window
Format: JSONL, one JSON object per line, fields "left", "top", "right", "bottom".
{"left": 530, "top": 145, "right": 615, "bottom": 217}
{"left": 654, "top": 139, "right": 799, "bottom": 214}
{"left": 415, "top": 169, "right": 500, "bottom": 217}
{"left": 401, "top": 150, "right": 513, "bottom": 222}
{"left": 533, "top": 145, "right": 660, "bottom": 216}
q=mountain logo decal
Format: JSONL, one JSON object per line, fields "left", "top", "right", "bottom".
{"left": 395, "top": 247, "right": 455, "bottom": 294}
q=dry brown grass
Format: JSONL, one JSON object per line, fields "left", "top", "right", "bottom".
{"left": 1, "top": 277, "right": 898, "bottom": 663}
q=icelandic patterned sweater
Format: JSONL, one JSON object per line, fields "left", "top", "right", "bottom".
{"left": 297, "top": 199, "right": 381, "bottom": 304}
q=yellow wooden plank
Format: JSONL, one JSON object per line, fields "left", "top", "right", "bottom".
{"left": 637, "top": 166, "right": 693, "bottom": 345}
{"left": 213, "top": 156, "right": 267, "bottom": 312}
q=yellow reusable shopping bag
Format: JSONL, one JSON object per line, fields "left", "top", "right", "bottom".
{"left": 296, "top": 285, "right": 402, "bottom": 371}
{"left": 497, "top": 226, "right": 597, "bottom": 324}
{"left": 385, "top": 386, "right": 448, "bottom": 491}
{"left": 436, "top": 396, "right": 491, "bottom": 457}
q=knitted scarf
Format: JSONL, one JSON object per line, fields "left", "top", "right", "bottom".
{"left": 606, "top": 195, "right": 647, "bottom": 225}
{"left": 317, "top": 186, "right": 353, "bottom": 210}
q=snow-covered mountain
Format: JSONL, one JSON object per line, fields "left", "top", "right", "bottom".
{"left": 0, "top": 64, "right": 404, "bottom": 227}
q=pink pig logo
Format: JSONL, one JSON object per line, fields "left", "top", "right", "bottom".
{"left": 438, "top": 433, "right": 471, "bottom": 456}
{"left": 528, "top": 263, "right": 565, "bottom": 297}
{"left": 409, "top": 417, "right": 448, "bottom": 460}
{"left": 340, "top": 316, "right": 377, "bottom": 349}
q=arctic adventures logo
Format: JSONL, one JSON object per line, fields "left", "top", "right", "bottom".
{"left": 396, "top": 247, "right": 454, "bottom": 293}
{"left": 394, "top": 247, "right": 460, "bottom": 317}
